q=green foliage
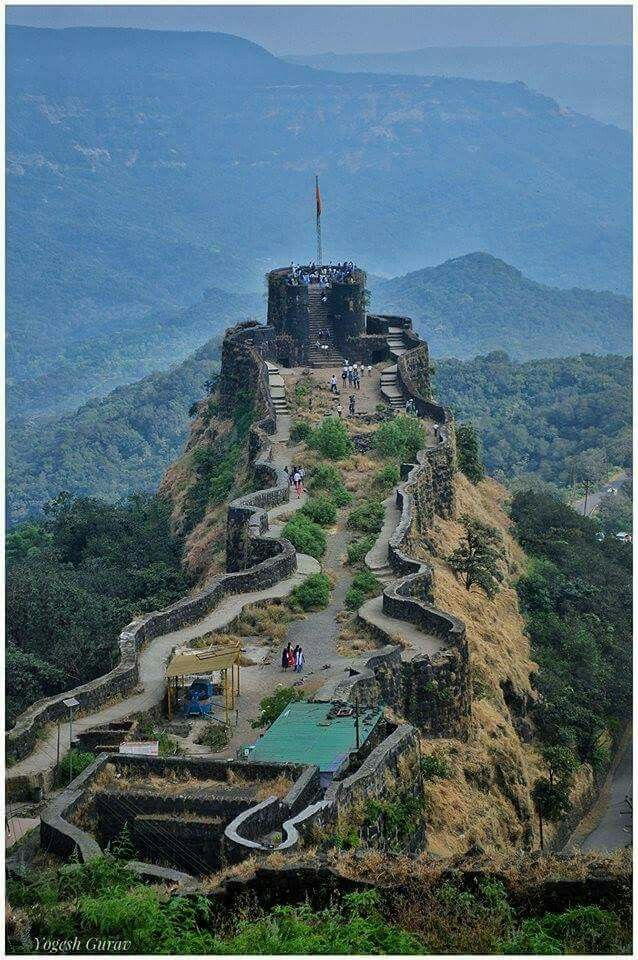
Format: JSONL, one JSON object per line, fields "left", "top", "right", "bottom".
{"left": 195, "top": 723, "right": 231, "bottom": 751}
{"left": 346, "top": 535, "right": 376, "bottom": 565}
{"left": 362, "top": 790, "right": 425, "bottom": 852}
{"left": 372, "top": 415, "right": 424, "bottom": 462}
{"left": 432, "top": 352, "right": 631, "bottom": 491}
{"left": 456, "top": 422, "right": 485, "bottom": 484}
{"left": 55, "top": 749, "right": 97, "bottom": 786}
{"left": 597, "top": 481, "right": 632, "bottom": 536}
{"left": 308, "top": 418, "right": 353, "bottom": 460}
{"left": 5, "top": 854, "right": 630, "bottom": 956}
{"left": 421, "top": 753, "right": 450, "bottom": 780}
{"left": 289, "top": 573, "right": 331, "bottom": 612}
{"left": 344, "top": 587, "right": 367, "bottom": 610}
{"left": 512, "top": 491, "right": 631, "bottom": 765}
{"left": 532, "top": 778, "right": 572, "bottom": 823}
{"left": 290, "top": 419, "right": 312, "bottom": 443}
{"left": 309, "top": 464, "right": 352, "bottom": 506}
{"left": 344, "top": 568, "right": 381, "bottom": 609}
{"left": 282, "top": 514, "right": 326, "bottom": 560}
{"left": 300, "top": 496, "right": 338, "bottom": 527}
{"left": 183, "top": 394, "right": 254, "bottom": 529}
{"left": 251, "top": 686, "right": 305, "bottom": 729}
{"left": 374, "top": 463, "right": 400, "bottom": 490}
{"left": 347, "top": 498, "right": 385, "bottom": 535}
{"left": 216, "top": 890, "right": 424, "bottom": 954}
{"left": 7, "top": 339, "right": 223, "bottom": 525}
{"left": 500, "top": 905, "right": 624, "bottom": 955}
{"left": 446, "top": 514, "right": 505, "bottom": 598}
{"left": 6, "top": 494, "right": 190, "bottom": 726}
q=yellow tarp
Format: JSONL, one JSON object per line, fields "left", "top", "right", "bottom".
{"left": 165, "top": 645, "right": 241, "bottom": 678}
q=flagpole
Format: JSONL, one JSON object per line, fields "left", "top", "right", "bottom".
{"left": 315, "top": 175, "right": 323, "bottom": 266}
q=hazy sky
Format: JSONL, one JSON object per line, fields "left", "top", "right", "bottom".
{"left": 5, "top": 4, "right": 632, "bottom": 54}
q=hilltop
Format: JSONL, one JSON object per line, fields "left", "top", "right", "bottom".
{"left": 371, "top": 253, "right": 631, "bottom": 360}
{"left": 7, "top": 25, "right": 631, "bottom": 413}
{"left": 287, "top": 43, "right": 632, "bottom": 130}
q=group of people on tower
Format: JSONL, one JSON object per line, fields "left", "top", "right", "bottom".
{"left": 286, "top": 262, "right": 356, "bottom": 286}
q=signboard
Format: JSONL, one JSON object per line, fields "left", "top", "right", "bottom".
{"left": 119, "top": 740, "right": 159, "bottom": 756}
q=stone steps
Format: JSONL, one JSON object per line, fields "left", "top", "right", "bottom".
{"left": 267, "top": 364, "right": 289, "bottom": 414}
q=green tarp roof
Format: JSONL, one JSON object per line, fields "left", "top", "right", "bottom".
{"left": 250, "top": 701, "right": 382, "bottom": 772}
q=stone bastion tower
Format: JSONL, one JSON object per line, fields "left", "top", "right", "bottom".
{"left": 267, "top": 262, "right": 374, "bottom": 368}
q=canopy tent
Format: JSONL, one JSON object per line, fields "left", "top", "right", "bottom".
{"left": 165, "top": 642, "right": 242, "bottom": 722}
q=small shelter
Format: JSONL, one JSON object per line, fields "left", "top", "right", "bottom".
{"left": 165, "top": 642, "right": 241, "bottom": 723}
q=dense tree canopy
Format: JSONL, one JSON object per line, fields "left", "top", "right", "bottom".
{"left": 433, "top": 352, "right": 631, "bottom": 490}
{"left": 6, "top": 493, "right": 190, "bottom": 726}
{"left": 511, "top": 491, "right": 631, "bottom": 767}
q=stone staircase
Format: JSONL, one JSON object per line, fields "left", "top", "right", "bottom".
{"left": 380, "top": 326, "right": 412, "bottom": 410}
{"left": 380, "top": 363, "right": 405, "bottom": 411}
{"left": 266, "top": 361, "right": 288, "bottom": 415}
{"left": 387, "top": 325, "right": 409, "bottom": 357}
{"left": 306, "top": 285, "right": 343, "bottom": 367}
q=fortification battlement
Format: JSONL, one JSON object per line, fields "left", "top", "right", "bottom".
{"left": 267, "top": 263, "right": 367, "bottom": 365}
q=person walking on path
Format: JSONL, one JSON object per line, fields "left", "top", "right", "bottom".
{"left": 355, "top": 372, "right": 361, "bottom": 390}
{"left": 349, "top": 394, "right": 356, "bottom": 416}
{"left": 293, "top": 469, "right": 303, "bottom": 498}
{"left": 347, "top": 369, "right": 353, "bottom": 386}
{"left": 282, "top": 643, "right": 292, "bottom": 671}
{"left": 295, "top": 645, "right": 305, "bottom": 673}
{"left": 367, "top": 364, "right": 372, "bottom": 377}
{"left": 287, "top": 645, "right": 296, "bottom": 670}
{"left": 341, "top": 367, "right": 347, "bottom": 386}
{"left": 337, "top": 403, "right": 343, "bottom": 419}
{"left": 330, "top": 374, "right": 338, "bottom": 393}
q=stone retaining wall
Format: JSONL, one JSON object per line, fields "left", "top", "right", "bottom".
{"left": 7, "top": 329, "right": 296, "bottom": 775}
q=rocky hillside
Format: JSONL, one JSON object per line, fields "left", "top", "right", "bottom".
{"left": 371, "top": 252, "right": 632, "bottom": 360}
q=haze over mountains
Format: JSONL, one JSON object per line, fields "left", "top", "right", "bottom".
{"left": 371, "top": 253, "right": 631, "bottom": 361}
{"left": 287, "top": 44, "right": 632, "bottom": 131}
{"left": 7, "top": 25, "right": 631, "bottom": 418}
{"left": 8, "top": 250, "right": 631, "bottom": 525}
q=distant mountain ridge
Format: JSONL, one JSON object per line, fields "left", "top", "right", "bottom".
{"left": 7, "top": 338, "right": 221, "bottom": 525}
{"left": 287, "top": 43, "right": 632, "bottom": 130}
{"left": 371, "top": 253, "right": 631, "bottom": 360}
{"left": 7, "top": 25, "right": 631, "bottom": 414}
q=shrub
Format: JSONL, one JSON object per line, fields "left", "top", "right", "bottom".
{"left": 500, "top": 906, "right": 624, "bottom": 955}
{"left": 456, "top": 422, "right": 485, "bottom": 484}
{"left": 196, "top": 723, "right": 230, "bottom": 751}
{"left": 282, "top": 514, "right": 326, "bottom": 559}
{"left": 351, "top": 569, "right": 381, "bottom": 595}
{"left": 55, "top": 749, "right": 96, "bottom": 786}
{"left": 252, "top": 686, "right": 305, "bottom": 729}
{"left": 421, "top": 753, "right": 450, "bottom": 780}
{"left": 301, "top": 496, "right": 338, "bottom": 527}
{"left": 308, "top": 464, "right": 352, "bottom": 507}
{"left": 289, "top": 573, "right": 331, "bottom": 611}
{"left": 346, "top": 535, "right": 376, "bottom": 565}
{"left": 347, "top": 498, "right": 385, "bottom": 534}
{"left": 373, "top": 415, "right": 424, "bottom": 462}
{"left": 309, "top": 418, "right": 353, "bottom": 460}
{"left": 344, "top": 587, "right": 367, "bottom": 610}
{"left": 375, "top": 463, "right": 400, "bottom": 489}
{"left": 290, "top": 420, "right": 312, "bottom": 443}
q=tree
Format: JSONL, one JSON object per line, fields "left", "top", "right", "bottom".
{"left": 308, "top": 418, "right": 353, "bottom": 460}
{"left": 447, "top": 515, "right": 505, "bottom": 597}
{"left": 456, "top": 422, "right": 485, "bottom": 484}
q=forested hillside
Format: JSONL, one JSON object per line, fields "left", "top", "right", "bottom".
{"left": 289, "top": 43, "right": 632, "bottom": 130}
{"left": 7, "top": 286, "right": 256, "bottom": 420}
{"left": 7, "top": 339, "right": 220, "bottom": 525}
{"left": 7, "top": 25, "right": 631, "bottom": 413}
{"left": 372, "top": 253, "right": 631, "bottom": 360}
{"left": 433, "top": 351, "right": 631, "bottom": 488}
